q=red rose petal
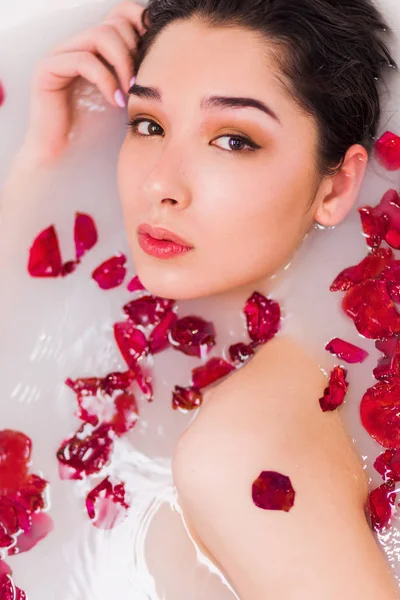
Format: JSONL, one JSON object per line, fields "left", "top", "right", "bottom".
{"left": 360, "top": 380, "right": 400, "bottom": 448}
{"left": 374, "top": 449, "right": 400, "bottom": 482}
{"left": 127, "top": 276, "right": 146, "bottom": 292}
{"left": 374, "top": 338, "right": 400, "bottom": 380}
{"left": 110, "top": 392, "right": 138, "bottom": 435}
{"left": 123, "top": 296, "right": 174, "bottom": 327}
{"left": 131, "top": 363, "right": 153, "bottom": 402}
{"left": 86, "top": 477, "right": 129, "bottom": 530}
{"left": 92, "top": 254, "right": 127, "bottom": 290}
{"left": 170, "top": 316, "right": 216, "bottom": 358}
{"left": 172, "top": 386, "right": 203, "bottom": 411}
{"left": 342, "top": 278, "right": 400, "bottom": 339}
{"left": 386, "top": 228, "right": 400, "bottom": 250}
{"left": 149, "top": 310, "right": 178, "bottom": 353}
{"left": 382, "top": 260, "right": 400, "bottom": 303}
{"left": 114, "top": 321, "right": 148, "bottom": 368}
{"left": 0, "top": 82, "right": 5, "bottom": 107}
{"left": 0, "top": 575, "right": 26, "bottom": 600}
{"left": 359, "top": 206, "right": 388, "bottom": 249}
{"left": 74, "top": 212, "right": 98, "bottom": 260}
{"left": 228, "top": 342, "right": 254, "bottom": 364}
{"left": 330, "top": 248, "right": 393, "bottom": 292}
{"left": 375, "top": 132, "right": 400, "bottom": 171}
{"left": 0, "top": 563, "right": 11, "bottom": 578}
{"left": 27, "top": 225, "right": 62, "bottom": 278}
{"left": 368, "top": 482, "right": 396, "bottom": 531}
{"left": 244, "top": 292, "right": 281, "bottom": 347}
{"left": 11, "top": 512, "right": 54, "bottom": 555}
{"left": 0, "top": 431, "right": 31, "bottom": 495}
{"left": 319, "top": 366, "right": 348, "bottom": 412}
{"left": 100, "top": 370, "right": 135, "bottom": 395}
{"left": 374, "top": 190, "right": 400, "bottom": 244}
{"left": 192, "top": 357, "right": 235, "bottom": 389}
{"left": 325, "top": 338, "right": 368, "bottom": 364}
{"left": 252, "top": 471, "right": 295, "bottom": 512}
{"left": 60, "top": 260, "right": 79, "bottom": 277}
{"left": 57, "top": 423, "right": 114, "bottom": 479}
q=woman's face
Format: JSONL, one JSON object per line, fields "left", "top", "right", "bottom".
{"left": 118, "top": 18, "right": 322, "bottom": 300}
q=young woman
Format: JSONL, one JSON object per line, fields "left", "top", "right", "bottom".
{"left": 3, "top": 0, "right": 400, "bottom": 597}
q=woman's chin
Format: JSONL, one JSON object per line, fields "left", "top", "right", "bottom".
{"left": 135, "top": 268, "right": 203, "bottom": 301}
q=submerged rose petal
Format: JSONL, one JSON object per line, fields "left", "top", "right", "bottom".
{"left": 0, "top": 575, "right": 26, "bottom": 600}
{"left": 172, "top": 386, "right": 203, "bottom": 411}
{"left": 319, "top": 366, "right": 348, "bottom": 412}
{"left": 127, "top": 276, "right": 146, "bottom": 292}
{"left": 368, "top": 482, "right": 396, "bottom": 531}
{"left": 359, "top": 206, "right": 388, "bottom": 249}
{"left": 192, "top": 357, "right": 235, "bottom": 389}
{"left": 375, "top": 131, "right": 400, "bottom": 171}
{"left": 330, "top": 248, "right": 393, "bottom": 292}
{"left": 374, "top": 449, "right": 400, "bottom": 482}
{"left": 74, "top": 212, "right": 98, "bottom": 260}
{"left": 0, "top": 562, "right": 11, "bottom": 578}
{"left": 86, "top": 477, "right": 129, "bottom": 530}
{"left": 57, "top": 423, "right": 114, "bottom": 479}
{"left": 228, "top": 342, "right": 254, "bottom": 364}
{"left": 374, "top": 338, "right": 400, "bottom": 380}
{"left": 361, "top": 380, "right": 400, "bottom": 448}
{"left": 244, "top": 292, "right": 281, "bottom": 347}
{"left": 252, "top": 471, "right": 295, "bottom": 512}
{"left": 11, "top": 512, "right": 54, "bottom": 555}
{"left": 114, "top": 321, "right": 148, "bottom": 368}
{"left": 123, "top": 296, "right": 174, "bottom": 327}
{"left": 170, "top": 316, "right": 216, "bottom": 357}
{"left": 131, "top": 363, "right": 153, "bottom": 402}
{"left": 92, "top": 254, "right": 127, "bottom": 290}
{"left": 149, "top": 310, "right": 178, "bottom": 353}
{"left": 0, "top": 431, "right": 32, "bottom": 495}
{"left": 110, "top": 393, "right": 138, "bottom": 435}
{"left": 342, "top": 278, "right": 400, "bottom": 339}
{"left": 28, "top": 225, "right": 62, "bottom": 277}
{"left": 325, "top": 338, "right": 368, "bottom": 364}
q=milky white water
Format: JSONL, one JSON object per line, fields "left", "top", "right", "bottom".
{"left": 1, "top": 0, "right": 400, "bottom": 597}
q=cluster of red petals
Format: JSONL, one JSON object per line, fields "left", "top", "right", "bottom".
{"left": 0, "top": 430, "right": 52, "bottom": 594}
{"left": 374, "top": 131, "right": 400, "bottom": 171}
{"left": 28, "top": 213, "right": 98, "bottom": 278}
{"left": 252, "top": 471, "right": 295, "bottom": 512}
{"left": 244, "top": 292, "right": 281, "bottom": 347}
{"left": 319, "top": 366, "right": 348, "bottom": 412}
{"left": 92, "top": 253, "right": 127, "bottom": 290}
{"left": 359, "top": 190, "right": 400, "bottom": 251}
{"left": 368, "top": 482, "right": 396, "bottom": 531}
{"left": 85, "top": 477, "right": 129, "bottom": 529}
{"left": 325, "top": 338, "right": 368, "bottom": 364}
{"left": 169, "top": 316, "right": 216, "bottom": 357}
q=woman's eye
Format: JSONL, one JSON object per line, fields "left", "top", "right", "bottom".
{"left": 128, "top": 118, "right": 164, "bottom": 137}
{"left": 212, "top": 135, "right": 259, "bottom": 153}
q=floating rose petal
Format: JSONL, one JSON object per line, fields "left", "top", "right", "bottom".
{"left": 149, "top": 310, "right": 177, "bottom": 353}
{"left": 57, "top": 423, "right": 114, "bottom": 479}
{"left": 368, "top": 482, "right": 396, "bottom": 531}
{"left": 375, "top": 132, "right": 400, "bottom": 171}
{"left": 74, "top": 212, "right": 98, "bottom": 260}
{"left": 374, "top": 338, "right": 400, "bottom": 380}
{"left": 100, "top": 370, "right": 135, "bottom": 396}
{"left": 374, "top": 449, "right": 400, "bottom": 482}
{"left": 0, "top": 575, "right": 26, "bottom": 600}
{"left": 114, "top": 321, "right": 148, "bottom": 368}
{"left": 123, "top": 296, "right": 174, "bottom": 327}
{"left": 342, "top": 278, "right": 400, "bottom": 339}
{"left": 359, "top": 206, "right": 388, "bottom": 249}
{"left": 244, "top": 292, "right": 281, "bottom": 347}
{"left": 131, "top": 363, "right": 153, "bottom": 402}
{"left": 92, "top": 253, "right": 127, "bottom": 290}
{"left": 192, "top": 357, "right": 235, "bottom": 389}
{"left": 60, "top": 260, "right": 79, "bottom": 277}
{"left": 252, "top": 471, "right": 295, "bottom": 512}
{"left": 86, "top": 477, "right": 129, "bottom": 530}
{"left": 170, "top": 316, "right": 216, "bottom": 358}
{"left": 382, "top": 260, "right": 400, "bottom": 303}
{"left": 0, "top": 431, "right": 31, "bottom": 496}
{"left": 325, "top": 338, "right": 368, "bottom": 364}
{"left": 127, "top": 275, "right": 146, "bottom": 292}
{"left": 374, "top": 190, "right": 400, "bottom": 246}
{"left": 360, "top": 380, "right": 400, "bottom": 448}
{"left": 0, "top": 562, "right": 11, "bottom": 578}
{"left": 228, "top": 342, "right": 254, "bottom": 364}
{"left": 110, "top": 393, "right": 138, "bottom": 435}
{"left": 28, "top": 225, "right": 62, "bottom": 277}
{"left": 319, "top": 366, "right": 348, "bottom": 412}
{"left": 386, "top": 228, "right": 400, "bottom": 250}
{"left": 172, "top": 386, "right": 203, "bottom": 411}
{"left": 0, "top": 82, "right": 5, "bottom": 107}
{"left": 330, "top": 248, "right": 393, "bottom": 292}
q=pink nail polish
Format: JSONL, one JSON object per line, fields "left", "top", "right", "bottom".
{"left": 129, "top": 76, "right": 136, "bottom": 88}
{"left": 114, "top": 89, "right": 126, "bottom": 108}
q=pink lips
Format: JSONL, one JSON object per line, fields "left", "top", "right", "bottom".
{"left": 137, "top": 224, "right": 193, "bottom": 259}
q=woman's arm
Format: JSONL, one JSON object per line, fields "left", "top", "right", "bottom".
{"left": 173, "top": 336, "right": 399, "bottom": 599}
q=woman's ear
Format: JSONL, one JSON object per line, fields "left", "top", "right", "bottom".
{"left": 313, "top": 144, "right": 369, "bottom": 227}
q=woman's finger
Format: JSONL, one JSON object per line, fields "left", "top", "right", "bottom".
{"left": 106, "top": 1, "right": 148, "bottom": 37}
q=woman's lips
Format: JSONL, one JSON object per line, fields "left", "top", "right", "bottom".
{"left": 137, "top": 224, "right": 193, "bottom": 259}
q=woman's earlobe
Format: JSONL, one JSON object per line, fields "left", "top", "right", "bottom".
{"left": 314, "top": 144, "right": 369, "bottom": 227}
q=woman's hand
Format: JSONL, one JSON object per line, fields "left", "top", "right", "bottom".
{"left": 22, "top": 1, "right": 147, "bottom": 168}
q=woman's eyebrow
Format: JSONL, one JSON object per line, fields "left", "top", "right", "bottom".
{"left": 128, "top": 83, "right": 281, "bottom": 125}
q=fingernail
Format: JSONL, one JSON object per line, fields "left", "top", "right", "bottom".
{"left": 114, "top": 89, "right": 126, "bottom": 108}
{"left": 129, "top": 76, "right": 136, "bottom": 88}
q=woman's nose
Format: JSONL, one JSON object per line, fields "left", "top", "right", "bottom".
{"left": 142, "top": 148, "right": 193, "bottom": 211}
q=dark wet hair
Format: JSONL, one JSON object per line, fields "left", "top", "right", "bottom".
{"left": 134, "top": 0, "right": 396, "bottom": 175}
